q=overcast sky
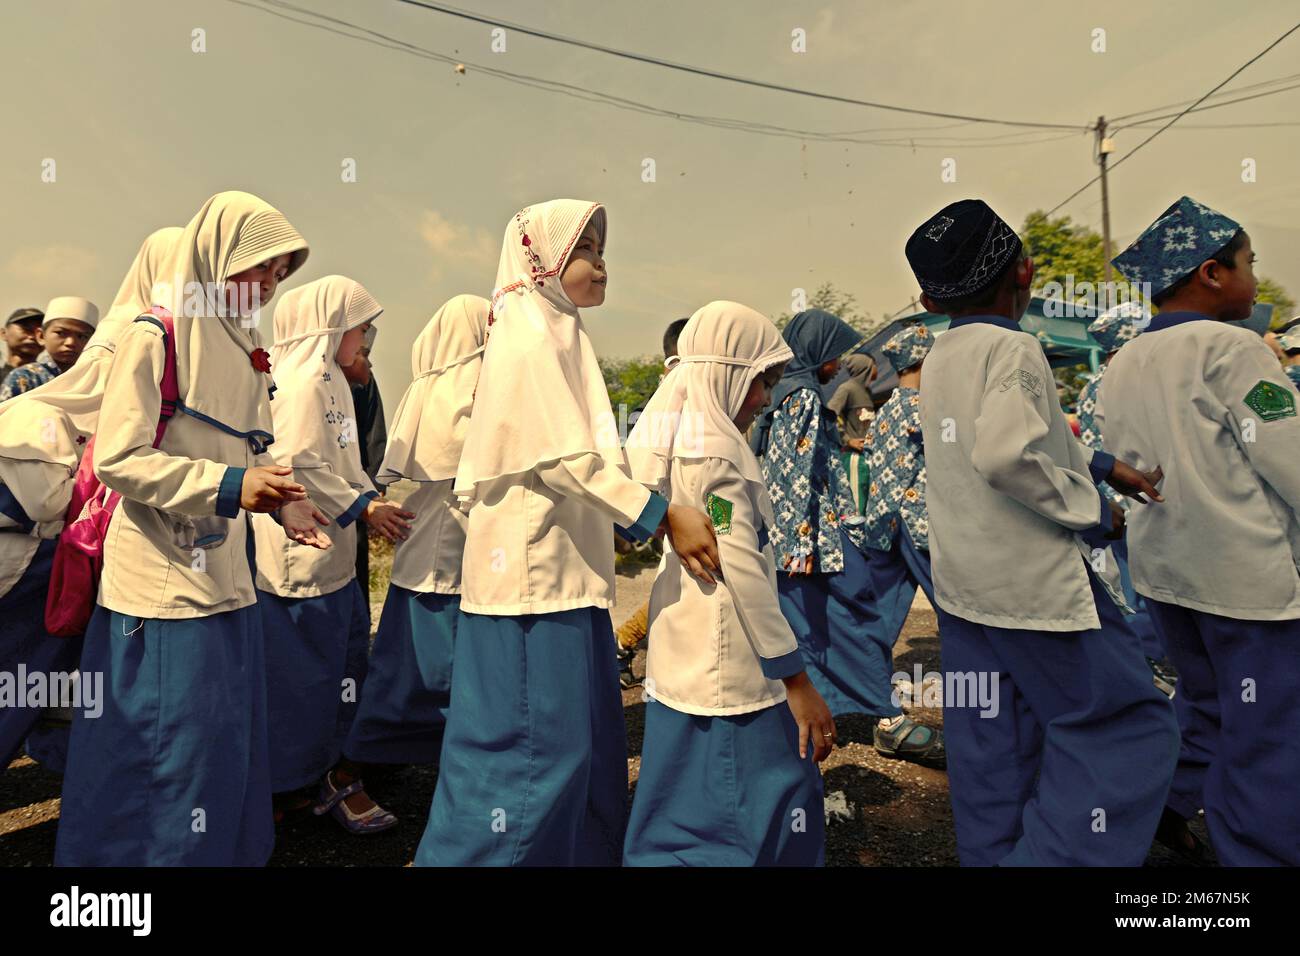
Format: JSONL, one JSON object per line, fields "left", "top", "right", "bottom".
{"left": 4, "top": 0, "right": 1298, "bottom": 409}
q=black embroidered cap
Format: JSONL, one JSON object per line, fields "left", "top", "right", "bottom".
{"left": 905, "top": 199, "right": 1022, "bottom": 301}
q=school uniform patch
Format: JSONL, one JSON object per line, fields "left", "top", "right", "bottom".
{"left": 998, "top": 369, "right": 1042, "bottom": 398}
{"left": 705, "top": 493, "right": 733, "bottom": 535}
{"left": 1244, "top": 379, "right": 1296, "bottom": 421}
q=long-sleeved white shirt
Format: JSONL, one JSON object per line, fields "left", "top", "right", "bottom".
{"left": 94, "top": 320, "right": 267, "bottom": 619}
{"left": 0, "top": 458, "right": 72, "bottom": 599}
{"left": 388, "top": 478, "right": 467, "bottom": 594}
{"left": 1098, "top": 312, "right": 1300, "bottom": 620}
{"left": 644, "top": 457, "right": 803, "bottom": 716}
{"left": 458, "top": 453, "right": 662, "bottom": 616}
{"left": 920, "top": 317, "right": 1124, "bottom": 631}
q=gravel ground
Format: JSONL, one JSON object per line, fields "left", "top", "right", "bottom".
{"left": 0, "top": 564, "right": 1208, "bottom": 867}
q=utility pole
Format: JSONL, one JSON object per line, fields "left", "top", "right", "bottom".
{"left": 1097, "top": 115, "right": 1115, "bottom": 283}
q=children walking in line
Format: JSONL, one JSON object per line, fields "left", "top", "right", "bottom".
{"left": 1102, "top": 197, "right": 1300, "bottom": 866}
{"left": 251, "top": 275, "right": 412, "bottom": 834}
{"left": 908, "top": 198, "right": 1179, "bottom": 866}
{"left": 342, "top": 294, "right": 489, "bottom": 770}
{"left": 624, "top": 300, "right": 832, "bottom": 866}
{"left": 415, "top": 199, "right": 717, "bottom": 866}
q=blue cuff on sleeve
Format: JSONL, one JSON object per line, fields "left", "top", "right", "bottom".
{"left": 617, "top": 491, "right": 668, "bottom": 544}
{"left": 1087, "top": 449, "right": 1115, "bottom": 485}
{"left": 337, "top": 490, "right": 379, "bottom": 529}
{"left": 1079, "top": 485, "right": 1114, "bottom": 548}
{"left": 216, "top": 467, "right": 245, "bottom": 519}
{"left": 761, "top": 649, "right": 806, "bottom": 681}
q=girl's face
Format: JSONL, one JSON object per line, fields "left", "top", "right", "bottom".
{"left": 734, "top": 362, "right": 787, "bottom": 433}
{"left": 225, "top": 254, "right": 292, "bottom": 317}
{"left": 336, "top": 322, "right": 370, "bottom": 369}
{"left": 561, "top": 220, "right": 607, "bottom": 308}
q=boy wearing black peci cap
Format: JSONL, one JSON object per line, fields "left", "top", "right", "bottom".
{"left": 906, "top": 198, "right": 1180, "bottom": 866}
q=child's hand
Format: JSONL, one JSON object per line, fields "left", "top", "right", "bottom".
{"left": 364, "top": 498, "right": 415, "bottom": 542}
{"left": 1107, "top": 461, "right": 1164, "bottom": 504}
{"left": 846, "top": 437, "right": 866, "bottom": 452}
{"left": 241, "top": 466, "right": 307, "bottom": 512}
{"left": 783, "top": 671, "right": 836, "bottom": 762}
{"left": 1104, "top": 500, "right": 1126, "bottom": 539}
{"left": 783, "top": 553, "right": 815, "bottom": 576}
{"left": 663, "top": 504, "right": 719, "bottom": 585}
{"left": 280, "top": 498, "right": 332, "bottom": 550}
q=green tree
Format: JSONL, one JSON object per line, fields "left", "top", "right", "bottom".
{"left": 773, "top": 282, "right": 885, "bottom": 338}
{"left": 1256, "top": 277, "right": 1296, "bottom": 330}
{"left": 600, "top": 355, "right": 663, "bottom": 417}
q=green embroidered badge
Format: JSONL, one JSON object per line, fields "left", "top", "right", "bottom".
{"left": 1244, "top": 379, "right": 1296, "bottom": 422}
{"left": 705, "top": 493, "right": 733, "bottom": 535}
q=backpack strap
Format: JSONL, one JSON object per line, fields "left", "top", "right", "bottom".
{"left": 133, "top": 307, "right": 180, "bottom": 445}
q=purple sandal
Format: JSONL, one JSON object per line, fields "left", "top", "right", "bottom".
{"left": 314, "top": 771, "right": 399, "bottom": 835}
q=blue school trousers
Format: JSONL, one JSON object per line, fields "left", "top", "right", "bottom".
{"left": 0, "top": 538, "right": 81, "bottom": 771}
{"left": 625, "top": 699, "right": 824, "bottom": 867}
{"left": 344, "top": 586, "right": 458, "bottom": 765}
{"left": 415, "top": 606, "right": 627, "bottom": 866}
{"left": 778, "top": 526, "right": 901, "bottom": 718}
{"left": 54, "top": 603, "right": 273, "bottom": 866}
{"left": 1147, "top": 599, "right": 1300, "bottom": 866}
{"left": 936, "top": 574, "right": 1180, "bottom": 866}
{"left": 259, "top": 578, "right": 370, "bottom": 792}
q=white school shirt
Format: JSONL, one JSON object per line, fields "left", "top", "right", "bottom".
{"left": 645, "top": 457, "right": 801, "bottom": 716}
{"left": 1097, "top": 313, "right": 1300, "bottom": 620}
{"left": 0, "top": 461, "right": 70, "bottom": 599}
{"left": 458, "top": 453, "right": 653, "bottom": 616}
{"left": 920, "top": 317, "right": 1125, "bottom": 631}
{"left": 95, "top": 320, "right": 270, "bottom": 619}
{"left": 388, "top": 478, "right": 467, "bottom": 594}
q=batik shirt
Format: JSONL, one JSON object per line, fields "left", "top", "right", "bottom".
{"left": 762, "top": 388, "right": 864, "bottom": 574}
{"left": 1287, "top": 365, "right": 1300, "bottom": 390}
{"left": 0, "top": 351, "right": 59, "bottom": 402}
{"left": 1076, "top": 365, "right": 1123, "bottom": 505}
{"left": 862, "top": 386, "right": 928, "bottom": 551}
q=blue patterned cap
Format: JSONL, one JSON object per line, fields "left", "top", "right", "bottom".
{"left": 1111, "top": 196, "right": 1242, "bottom": 299}
{"left": 1087, "top": 301, "right": 1149, "bottom": 353}
{"left": 882, "top": 323, "right": 933, "bottom": 373}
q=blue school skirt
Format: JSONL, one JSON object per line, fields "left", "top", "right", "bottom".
{"left": 258, "top": 579, "right": 370, "bottom": 792}
{"left": 625, "top": 700, "right": 824, "bottom": 867}
{"left": 54, "top": 602, "right": 273, "bottom": 867}
{"left": 779, "top": 526, "right": 900, "bottom": 718}
{"left": 0, "top": 538, "right": 82, "bottom": 772}
{"left": 343, "top": 585, "right": 458, "bottom": 765}
{"left": 415, "top": 606, "right": 627, "bottom": 866}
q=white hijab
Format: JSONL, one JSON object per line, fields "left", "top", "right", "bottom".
{"left": 626, "top": 300, "right": 792, "bottom": 497}
{"left": 377, "top": 294, "right": 489, "bottom": 484}
{"left": 152, "top": 190, "right": 309, "bottom": 441}
{"left": 267, "top": 275, "right": 382, "bottom": 486}
{"left": 453, "top": 199, "right": 620, "bottom": 500}
{"left": 0, "top": 226, "right": 182, "bottom": 451}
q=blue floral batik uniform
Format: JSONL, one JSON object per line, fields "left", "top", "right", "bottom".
{"left": 756, "top": 310, "right": 901, "bottom": 719}
{"left": 861, "top": 385, "right": 935, "bottom": 653}
{"left": 0, "top": 351, "right": 60, "bottom": 401}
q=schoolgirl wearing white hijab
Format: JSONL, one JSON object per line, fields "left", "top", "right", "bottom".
{"left": 415, "top": 199, "right": 718, "bottom": 866}
{"left": 250, "top": 275, "right": 412, "bottom": 833}
{"left": 55, "top": 191, "right": 318, "bottom": 867}
{"left": 342, "top": 294, "right": 488, "bottom": 777}
{"left": 0, "top": 226, "right": 182, "bottom": 775}
{"left": 622, "top": 301, "right": 833, "bottom": 866}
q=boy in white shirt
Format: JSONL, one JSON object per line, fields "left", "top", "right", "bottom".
{"left": 907, "top": 198, "right": 1180, "bottom": 866}
{"left": 1103, "top": 196, "right": 1300, "bottom": 865}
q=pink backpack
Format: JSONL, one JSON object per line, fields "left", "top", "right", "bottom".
{"left": 45, "top": 307, "right": 179, "bottom": 637}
